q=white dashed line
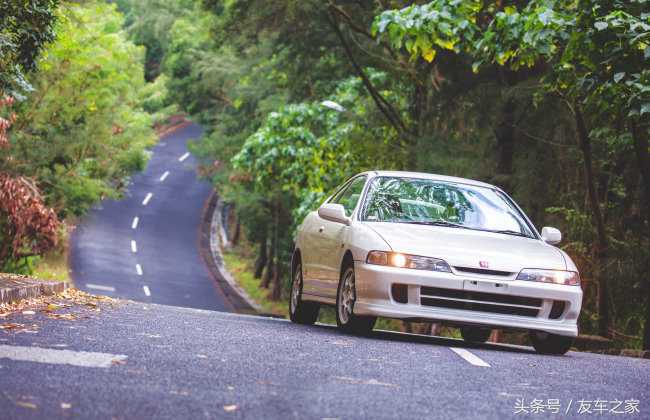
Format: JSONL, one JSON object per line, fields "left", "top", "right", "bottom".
{"left": 131, "top": 240, "right": 137, "bottom": 253}
{"left": 142, "top": 193, "right": 153, "bottom": 206}
{"left": 178, "top": 152, "right": 190, "bottom": 162}
{"left": 143, "top": 286, "right": 151, "bottom": 296}
{"left": 131, "top": 217, "right": 139, "bottom": 229}
{"left": 0, "top": 345, "right": 127, "bottom": 368}
{"left": 135, "top": 264, "right": 143, "bottom": 276}
{"left": 86, "top": 284, "right": 115, "bottom": 292}
{"left": 159, "top": 171, "right": 170, "bottom": 182}
{"left": 450, "top": 347, "right": 491, "bottom": 367}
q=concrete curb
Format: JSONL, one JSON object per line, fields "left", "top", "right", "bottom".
{"left": 199, "top": 192, "right": 258, "bottom": 314}
{"left": 0, "top": 273, "right": 68, "bottom": 304}
{"left": 209, "top": 197, "right": 262, "bottom": 313}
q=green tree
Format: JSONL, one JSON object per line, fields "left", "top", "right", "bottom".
{"left": 8, "top": 2, "right": 158, "bottom": 217}
{"left": 0, "top": 0, "right": 60, "bottom": 97}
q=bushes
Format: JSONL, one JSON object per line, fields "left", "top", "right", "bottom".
{"left": 1, "top": 1, "right": 166, "bottom": 271}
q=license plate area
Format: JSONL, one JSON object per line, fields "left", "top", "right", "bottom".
{"left": 463, "top": 279, "right": 509, "bottom": 292}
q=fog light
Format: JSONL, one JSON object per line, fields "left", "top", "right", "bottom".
{"left": 391, "top": 284, "right": 408, "bottom": 304}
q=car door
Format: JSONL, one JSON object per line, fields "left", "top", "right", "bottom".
{"left": 300, "top": 180, "right": 352, "bottom": 297}
{"left": 318, "top": 175, "right": 367, "bottom": 297}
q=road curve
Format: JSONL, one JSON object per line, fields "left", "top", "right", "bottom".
{"left": 70, "top": 123, "right": 231, "bottom": 311}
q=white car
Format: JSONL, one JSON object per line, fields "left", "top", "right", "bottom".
{"left": 289, "top": 171, "right": 582, "bottom": 355}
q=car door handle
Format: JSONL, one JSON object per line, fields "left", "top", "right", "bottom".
{"left": 318, "top": 226, "right": 324, "bottom": 233}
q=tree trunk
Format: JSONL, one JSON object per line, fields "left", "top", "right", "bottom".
{"left": 232, "top": 219, "right": 241, "bottom": 246}
{"left": 253, "top": 230, "right": 268, "bottom": 280}
{"left": 574, "top": 104, "right": 609, "bottom": 337}
{"left": 271, "top": 259, "right": 282, "bottom": 301}
{"left": 260, "top": 212, "right": 275, "bottom": 289}
{"left": 493, "top": 97, "right": 516, "bottom": 191}
{"left": 630, "top": 121, "right": 650, "bottom": 350}
{"left": 270, "top": 199, "right": 282, "bottom": 301}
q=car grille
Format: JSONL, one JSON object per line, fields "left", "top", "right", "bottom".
{"left": 453, "top": 266, "right": 514, "bottom": 277}
{"left": 420, "top": 286, "right": 542, "bottom": 317}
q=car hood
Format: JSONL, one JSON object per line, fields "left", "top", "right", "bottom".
{"left": 365, "top": 222, "right": 566, "bottom": 273}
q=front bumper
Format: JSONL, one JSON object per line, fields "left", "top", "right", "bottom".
{"left": 354, "top": 262, "right": 582, "bottom": 337}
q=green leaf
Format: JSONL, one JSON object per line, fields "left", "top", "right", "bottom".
{"left": 613, "top": 72, "right": 625, "bottom": 82}
{"left": 594, "top": 21, "right": 608, "bottom": 31}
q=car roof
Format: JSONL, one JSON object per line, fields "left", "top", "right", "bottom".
{"left": 359, "top": 170, "right": 498, "bottom": 190}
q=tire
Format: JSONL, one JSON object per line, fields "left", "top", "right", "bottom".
{"left": 336, "top": 261, "right": 376, "bottom": 335}
{"left": 289, "top": 261, "right": 319, "bottom": 325}
{"left": 460, "top": 326, "right": 492, "bottom": 343}
{"left": 529, "top": 331, "right": 573, "bottom": 355}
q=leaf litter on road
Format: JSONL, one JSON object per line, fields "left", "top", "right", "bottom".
{"left": 0, "top": 288, "right": 122, "bottom": 333}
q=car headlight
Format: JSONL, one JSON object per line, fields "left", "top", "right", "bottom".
{"left": 366, "top": 251, "right": 451, "bottom": 272}
{"left": 516, "top": 269, "right": 580, "bottom": 286}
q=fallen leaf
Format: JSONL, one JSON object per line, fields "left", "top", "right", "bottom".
{"left": 16, "top": 401, "right": 37, "bottom": 409}
{"left": 61, "top": 403, "right": 71, "bottom": 409}
{"left": 0, "top": 323, "right": 23, "bottom": 330}
{"left": 223, "top": 405, "right": 238, "bottom": 412}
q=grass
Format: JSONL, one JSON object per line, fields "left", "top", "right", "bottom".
{"left": 221, "top": 246, "right": 289, "bottom": 317}
{"left": 32, "top": 247, "right": 71, "bottom": 283}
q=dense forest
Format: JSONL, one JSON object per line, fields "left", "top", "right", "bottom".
{"left": 1, "top": 1, "right": 648, "bottom": 349}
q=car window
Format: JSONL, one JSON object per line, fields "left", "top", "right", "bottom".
{"left": 333, "top": 176, "right": 367, "bottom": 217}
{"left": 361, "top": 176, "right": 534, "bottom": 237}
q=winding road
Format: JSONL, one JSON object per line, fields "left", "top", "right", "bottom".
{"left": 70, "top": 122, "right": 231, "bottom": 311}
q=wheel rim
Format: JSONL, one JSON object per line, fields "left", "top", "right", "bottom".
{"left": 290, "top": 264, "right": 301, "bottom": 314}
{"left": 338, "top": 268, "right": 355, "bottom": 324}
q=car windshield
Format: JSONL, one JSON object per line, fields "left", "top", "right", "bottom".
{"left": 361, "top": 177, "right": 535, "bottom": 238}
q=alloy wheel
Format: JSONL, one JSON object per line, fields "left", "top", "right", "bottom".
{"left": 290, "top": 264, "right": 302, "bottom": 315}
{"left": 338, "top": 267, "right": 355, "bottom": 324}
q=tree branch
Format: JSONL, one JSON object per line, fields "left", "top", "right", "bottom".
{"left": 326, "top": 8, "right": 410, "bottom": 137}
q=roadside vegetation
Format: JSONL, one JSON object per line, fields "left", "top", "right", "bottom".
{"left": 0, "top": 1, "right": 172, "bottom": 275}
{"left": 1, "top": 1, "right": 648, "bottom": 350}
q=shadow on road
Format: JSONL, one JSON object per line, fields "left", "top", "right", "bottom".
{"left": 307, "top": 322, "right": 537, "bottom": 355}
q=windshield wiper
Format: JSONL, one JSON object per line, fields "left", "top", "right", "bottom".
{"left": 401, "top": 220, "right": 470, "bottom": 229}
{"left": 489, "top": 229, "right": 531, "bottom": 238}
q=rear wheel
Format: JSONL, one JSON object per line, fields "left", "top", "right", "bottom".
{"left": 336, "top": 261, "right": 376, "bottom": 335}
{"left": 460, "top": 326, "right": 492, "bottom": 343}
{"left": 289, "top": 262, "right": 319, "bottom": 325}
{"left": 529, "top": 331, "right": 573, "bottom": 355}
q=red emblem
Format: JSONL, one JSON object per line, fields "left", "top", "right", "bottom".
{"left": 479, "top": 261, "right": 489, "bottom": 268}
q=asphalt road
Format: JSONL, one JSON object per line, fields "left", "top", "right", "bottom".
{"left": 0, "top": 301, "right": 648, "bottom": 419}
{"left": 70, "top": 123, "right": 231, "bottom": 311}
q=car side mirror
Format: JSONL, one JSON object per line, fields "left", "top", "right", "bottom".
{"left": 318, "top": 203, "right": 350, "bottom": 225}
{"left": 541, "top": 226, "right": 562, "bottom": 245}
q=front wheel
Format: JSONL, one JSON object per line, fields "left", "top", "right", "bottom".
{"left": 289, "top": 262, "right": 319, "bottom": 325}
{"left": 336, "top": 262, "right": 376, "bottom": 335}
{"left": 529, "top": 331, "right": 573, "bottom": 355}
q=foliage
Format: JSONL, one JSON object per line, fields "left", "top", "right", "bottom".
{"left": 0, "top": 97, "right": 60, "bottom": 272}
{"left": 0, "top": 0, "right": 60, "bottom": 97}
{"left": 7, "top": 2, "right": 157, "bottom": 217}
{"left": 1, "top": 1, "right": 164, "bottom": 273}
